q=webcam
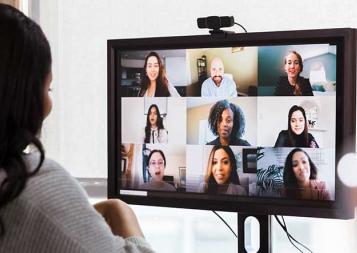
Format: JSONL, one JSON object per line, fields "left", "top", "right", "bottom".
{"left": 197, "top": 16, "right": 234, "bottom": 31}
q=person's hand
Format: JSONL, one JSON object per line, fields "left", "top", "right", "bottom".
{"left": 94, "top": 199, "right": 144, "bottom": 238}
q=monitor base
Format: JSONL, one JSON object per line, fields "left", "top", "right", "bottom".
{"left": 238, "top": 213, "right": 271, "bottom": 253}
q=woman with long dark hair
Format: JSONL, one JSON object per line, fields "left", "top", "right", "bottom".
{"left": 138, "top": 51, "right": 180, "bottom": 97}
{"left": 142, "top": 104, "right": 168, "bottom": 143}
{"left": 199, "top": 145, "right": 247, "bottom": 195}
{"left": 282, "top": 148, "right": 331, "bottom": 200}
{"left": 274, "top": 51, "right": 314, "bottom": 96}
{"left": 274, "top": 105, "right": 319, "bottom": 148}
{"left": 0, "top": 4, "right": 152, "bottom": 252}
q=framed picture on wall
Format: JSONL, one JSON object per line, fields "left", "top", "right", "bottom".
{"left": 242, "top": 148, "right": 257, "bottom": 173}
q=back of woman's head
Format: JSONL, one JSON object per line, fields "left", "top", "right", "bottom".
{"left": 0, "top": 4, "right": 51, "bottom": 235}
{"left": 0, "top": 4, "right": 51, "bottom": 139}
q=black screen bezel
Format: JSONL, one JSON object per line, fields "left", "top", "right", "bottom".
{"left": 108, "top": 28, "right": 356, "bottom": 219}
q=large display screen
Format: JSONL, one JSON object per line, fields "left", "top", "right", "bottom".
{"left": 109, "top": 29, "right": 357, "bottom": 218}
{"left": 118, "top": 43, "right": 337, "bottom": 203}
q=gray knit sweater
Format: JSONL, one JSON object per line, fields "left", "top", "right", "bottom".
{"left": 0, "top": 153, "right": 154, "bottom": 253}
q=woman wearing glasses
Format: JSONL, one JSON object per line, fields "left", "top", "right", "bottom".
{"left": 139, "top": 149, "right": 176, "bottom": 191}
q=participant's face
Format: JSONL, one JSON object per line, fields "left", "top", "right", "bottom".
{"left": 148, "top": 152, "right": 165, "bottom": 182}
{"left": 146, "top": 56, "right": 160, "bottom": 82}
{"left": 217, "top": 108, "right": 234, "bottom": 139}
{"left": 290, "top": 110, "right": 305, "bottom": 135}
{"left": 149, "top": 107, "right": 158, "bottom": 127}
{"left": 212, "top": 148, "right": 232, "bottom": 185}
{"left": 43, "top": 71, "right": 53, "bottom": 118}
{"left": 210, "top": 59, "right": 224, "bottom": 85}
{"left": 292, "top": 151, "right": 311, "bottom": 184}
{"left": 284, "top": 53, "right": 301, "bottom": 78}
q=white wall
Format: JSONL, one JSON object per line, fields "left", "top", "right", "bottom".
{"left": 165, "top": 57, "right": 188, "bottom": 86}
{"left": 36, "top": 0, "right": 357, "bottom": 252}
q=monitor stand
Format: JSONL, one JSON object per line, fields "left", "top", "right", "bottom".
{"left": 238, "top": 213, "right": 272, "bottom": 253}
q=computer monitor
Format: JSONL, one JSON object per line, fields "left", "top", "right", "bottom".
{"left": 108, "top": 28, "right": 356, "bottom": 219}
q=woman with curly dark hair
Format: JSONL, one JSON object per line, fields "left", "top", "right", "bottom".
{"left": 0, "top": 4, "right": 153, "bottom": 252}
{"left": 207, "top": 99, "right": 250, "bottom": 146}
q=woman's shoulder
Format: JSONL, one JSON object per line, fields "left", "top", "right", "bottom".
{"left": 158, "top": 128, "right": 168, "bottom": 135}
{"left": 167, "top": 82, "right": 181, "bottom": 97}
{"left": 278, "top": 130, "right": 288, "bottom": 136}
{"left": 23, "top": 152, "right": 68, "bottom": 176}
{"left": 307, "top": 133, "right": 319, "bottom": 148}
{"left": 307, "top": 132, "right": 316, "bottom": 139}
{"left": 310, "top": 179, "right": 331, "bottom": 200}
{"left": 237, "top": 138, "right": 251, "bottom": 146}
{"left": 274, "top": 130, "right": 288, "bottom": 144}
{"left": 298, "top": 76, "right": 311, "bottom": 84}
{"left": 9, "top": 154, "right": 149, "bottom": 252}
{"left": 198, "top": 181, "right": 207, "bottom": 193}
{"left": 21, "top": 152, "right": 88, "bottom": 206}
{"left": 307, "top": 132, "right": 316, "bottom": 141}
{"left": 227, "top": 183, "right": 247, "bottom": 195}
{"left": 310, "top": 179, "right": 327, "bottom": 190}
{"left": 139, "top": 181, "right": 176, "bottom": 192}
{"left": 298, "top": 77, "right": 314, "bottom": 95}
{"left": 207, "top": 137, "right": 220, "bottom": 145}
{"left": 276, "top": 76, "right": 290, "bottom": 87}
{"left": 232, "top": 137, "right": 250, "bottom": 146}
{"left": 274, "top": 76, "right": 291, "bottom": 95}
{"left": 276, "top": 76, "right": 287, "bottom": 82}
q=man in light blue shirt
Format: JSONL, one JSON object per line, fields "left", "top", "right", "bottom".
{"left": 201, "top": 57, "right": 238, "bottom": 97}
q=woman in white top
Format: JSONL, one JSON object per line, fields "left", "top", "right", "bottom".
{"left": 138, "top": 51, "right": 180, "bottom": 97}
{"left": 143, "top": 104, "right": 168, "bottom": 143}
